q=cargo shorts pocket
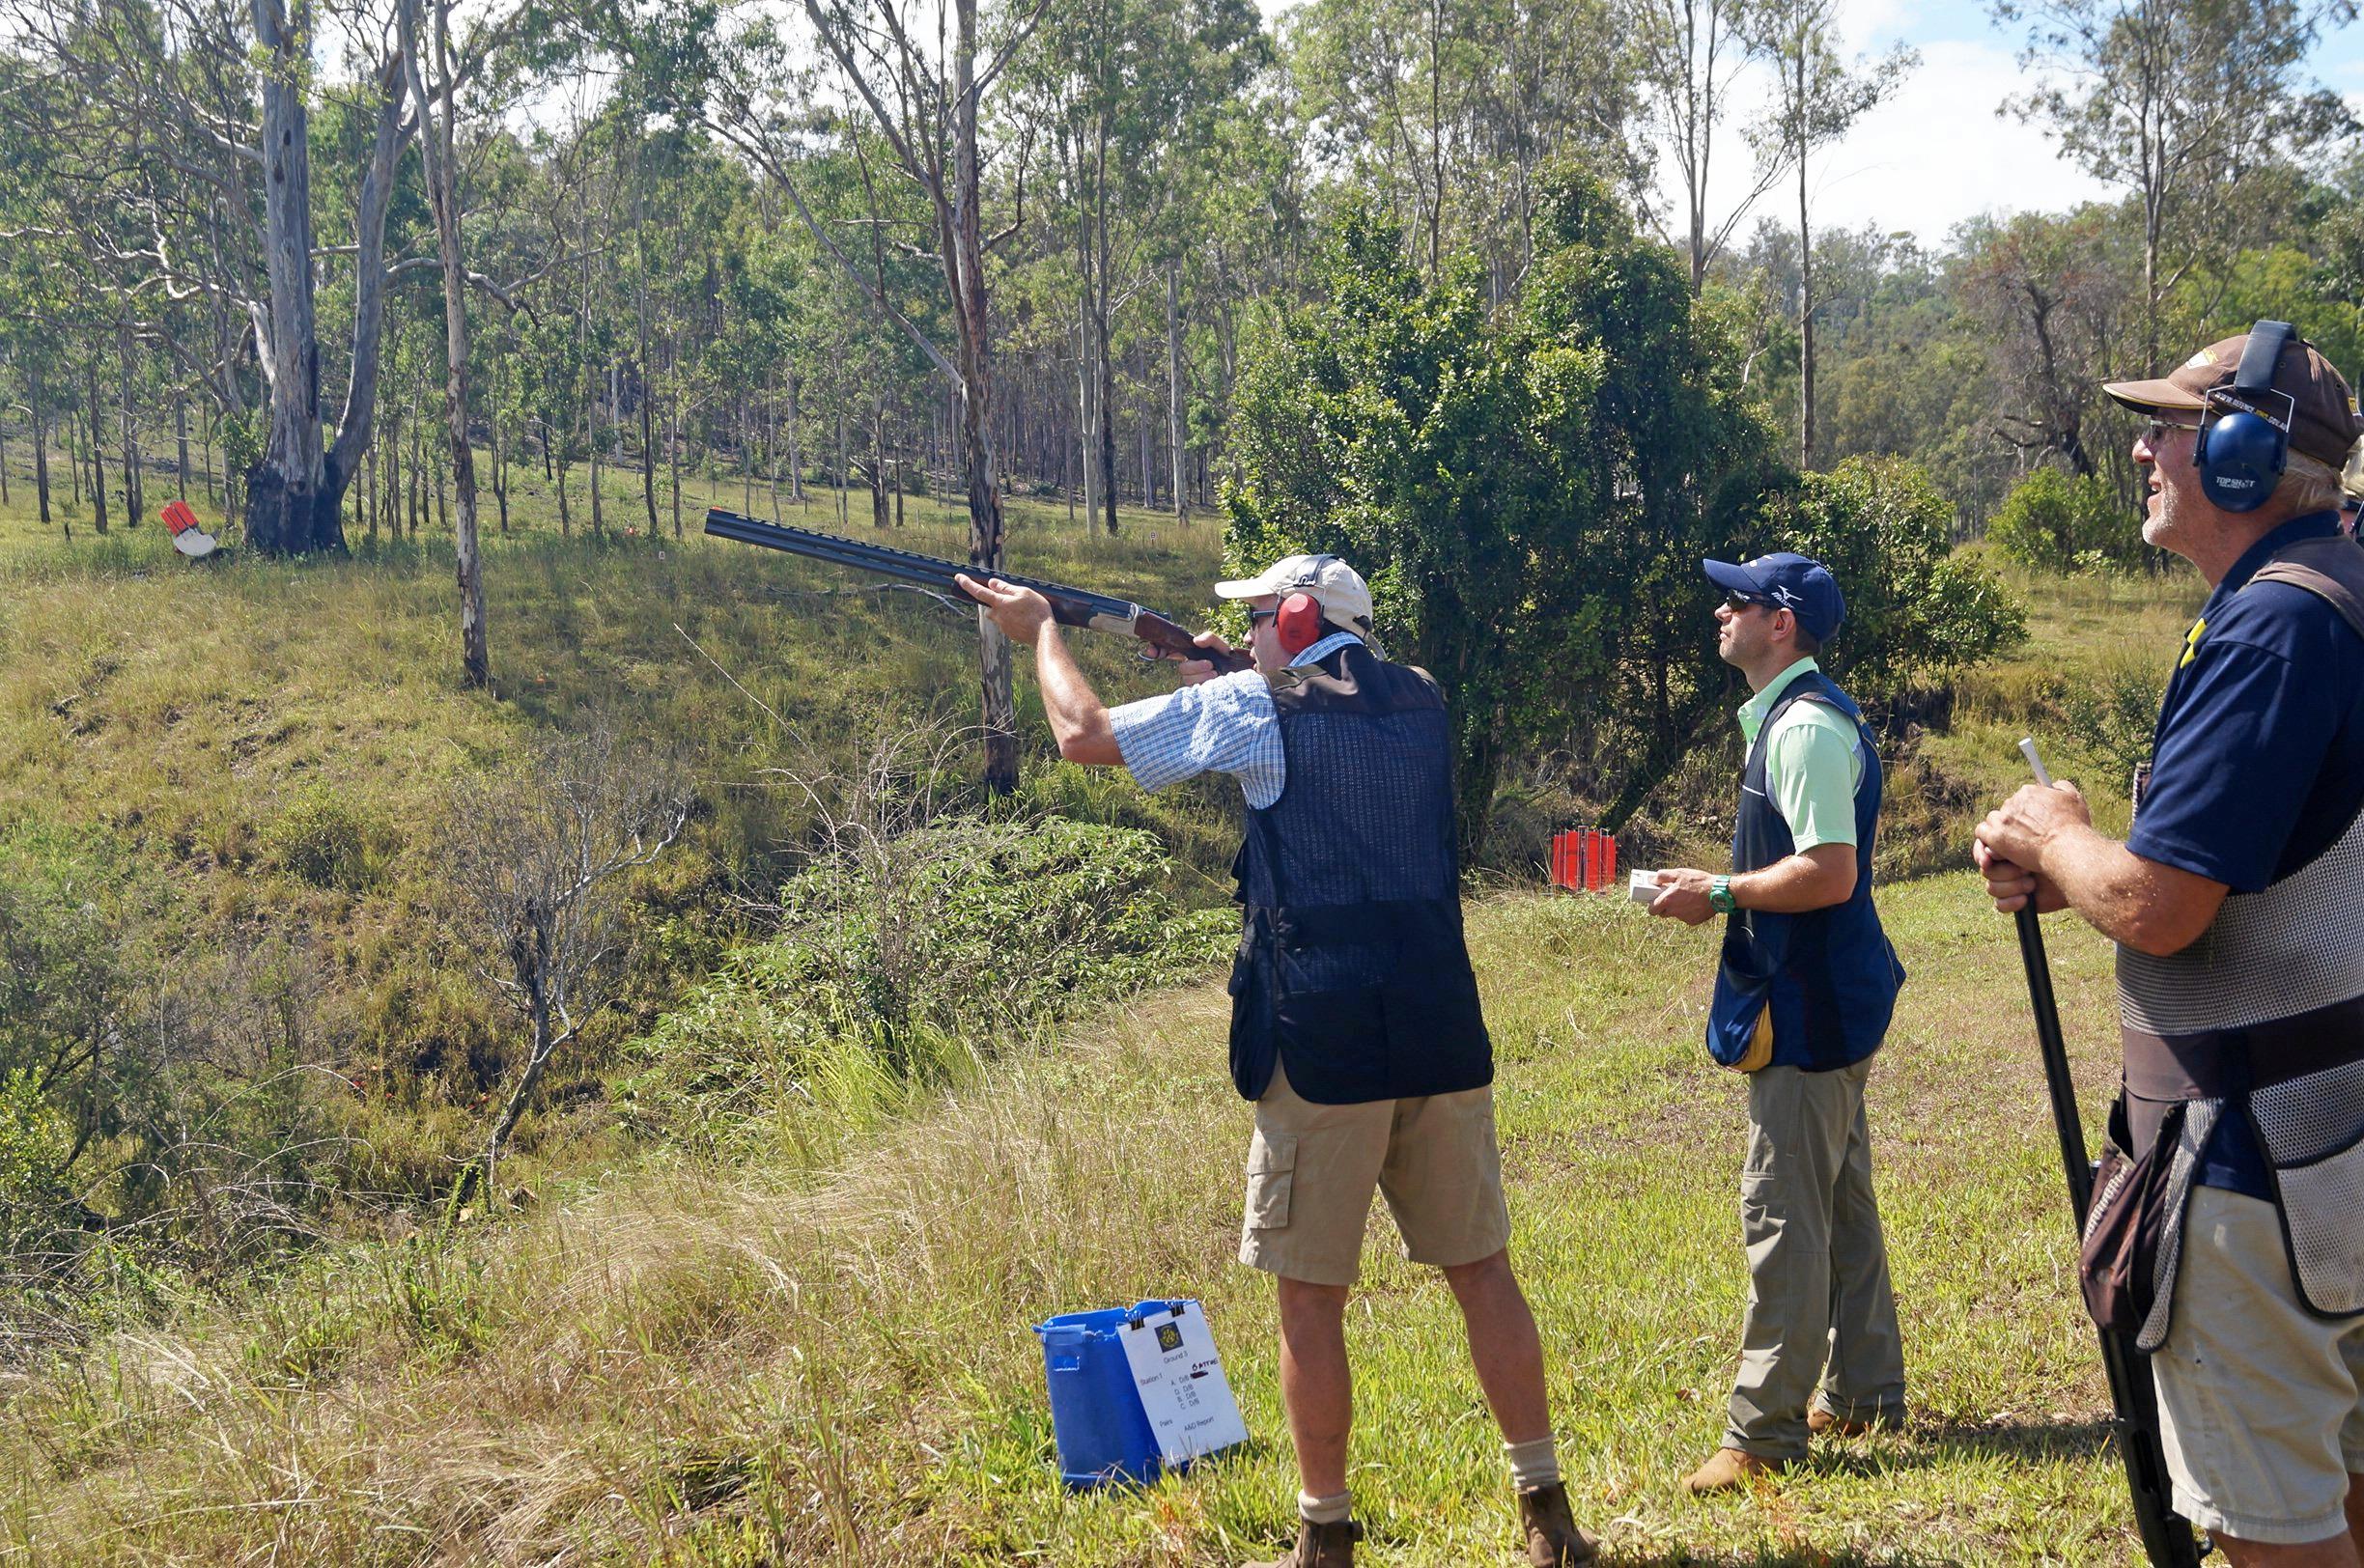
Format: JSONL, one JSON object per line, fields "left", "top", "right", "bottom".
{"left": 1245, "top": 1132, "right": 1297, "bottom": 1230}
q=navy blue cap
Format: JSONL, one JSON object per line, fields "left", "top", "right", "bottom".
{"left": 1702, "top": 551, "right": 1844, "bottom": 643}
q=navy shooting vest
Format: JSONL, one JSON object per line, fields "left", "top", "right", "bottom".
{"left": 1705, "top": 667, "right": 1903, "bottom": 1071}
{"left": 1227, "top": 640, "right": 1493, "bottom": 1104}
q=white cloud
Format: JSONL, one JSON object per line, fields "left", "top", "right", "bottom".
{"left": 1804, "top": 39, "right": 2119, "bottom": 241}
{"left": 1655, "top": 36, "right": 2119, "bottom": 255}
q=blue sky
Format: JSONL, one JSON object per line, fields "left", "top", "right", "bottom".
{"left": 1753, "top": 0, "right": 2364, "bottom": 246}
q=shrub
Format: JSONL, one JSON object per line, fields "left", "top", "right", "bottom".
{"left": 264, "top": 788, "right": 376, "bottom": 891}
{"left": 619, "top": 816, "right": 1233, "bottom": 1151}
{"left": 1989, "top": 467, "right": 2143, "bottom": 573}
{"left": 1762, "top": 456, "right": 2028, "bottom": 706}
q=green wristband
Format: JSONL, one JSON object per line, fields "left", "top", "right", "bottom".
{"left": 1709, "top": 875, "right": 1737, "bottom": 913}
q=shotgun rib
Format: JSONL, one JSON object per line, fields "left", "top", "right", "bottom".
{"left": 702, "top": 508, "right": 1252, "bottom": 674}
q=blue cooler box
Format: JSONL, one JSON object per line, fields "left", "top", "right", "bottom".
{"left": 1034, "top": 1299, "right": 1193, "bottom": 1488}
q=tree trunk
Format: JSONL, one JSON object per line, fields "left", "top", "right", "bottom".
{"left": 118, "top": 326, "right": 143, "bottom": 526}
{"left": 784, "top": 371, "right": 802, "bottom": 505}
{"left": 175, "top": 389, "right": 190, "bottom": 498}
{"left": 869, "top": 406, "right": 889, "bottom": 528}
{"left": 402, "top": 0, "right": 489, "bottom": 688}
{"left": 1077, "top": 306, "right": 1098, "bottom": 527}
{"left": 636, "top": 295, "right": 659, "bottom": 535}
{"left": 949, "top": 0, "right": 1018, "bottom": 791}
{"left": 549, "top": 424, "right": 571, "bottom": 538}
{"left": 1797, "top": 110, "right": 1815, "bottom": 472}
{"left": 30, "top": 363, "right": 50, "bottom": 526}
{"left": 1094, "top": 313, "right": 1118, "bottom": 535}
{"left": 85, "top": 362, "right": 108, "bottom": 535}
{"left": 667, "top": 384, "right": 682, "bottom": 539}
{"left": 1167, "top": 263, "right": 1188, "bottom": 523}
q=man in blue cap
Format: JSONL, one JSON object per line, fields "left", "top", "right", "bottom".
{"left": 1646, "top": 551, "right": 1909, "bottom": 1493}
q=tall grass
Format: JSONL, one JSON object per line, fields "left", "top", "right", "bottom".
{"left": 1, "top": 880, "right": 2154, "bottom": 1563}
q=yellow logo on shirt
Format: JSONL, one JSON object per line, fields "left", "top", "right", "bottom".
{"left": 2180, "top": 617, "right": 2208, "bottom": 669}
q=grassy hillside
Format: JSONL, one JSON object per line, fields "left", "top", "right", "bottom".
{"left": 0, "top": 441, "right": 2214, "bottom": 1562}
{"left": 4, "top": 880, "right": 2154, "bottom": 1564}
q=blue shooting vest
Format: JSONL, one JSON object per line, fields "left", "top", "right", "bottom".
{"left": 1705, "top": 667, "right": 1904, "bottom": 1071}
{"left": 1228, "top": 641, "right": 1492, "bottom": 1105}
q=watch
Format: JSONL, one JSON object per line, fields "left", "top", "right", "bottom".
{"left": 1709, "top": 875, "right": 1738, "bottom": 913}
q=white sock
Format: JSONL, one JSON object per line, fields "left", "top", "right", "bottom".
{"left": 1298, "top": 1489, "right": 1353, "bottom": 1526}
{"left": 1506, "top": 1436, "right": 1561, "bottom": 1492}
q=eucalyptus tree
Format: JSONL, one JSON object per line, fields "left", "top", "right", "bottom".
{"left": 1997, "top": 0, "right": 2360, "bottom": 374}
{"left": 1624, "top": 0, "right": 1790, "bottom": 288}
{"left": 2, "top": 0, "right": 427, "bottom": 552}
{"left": 1288, "top": 0, "right": 1633, "bottom": 294}
{"left": 709, "top": 0, "right": 1056, "bottom": 792}
{"left": 1741, "top": 0, "right": 1912, "bottom": 466}
{"left": 1004, "top": 0, "right": 1262, "bottom": 535}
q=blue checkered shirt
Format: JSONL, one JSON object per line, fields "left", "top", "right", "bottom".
{"left": 1107, "top": 630, "right": 1364, "bottom": 809}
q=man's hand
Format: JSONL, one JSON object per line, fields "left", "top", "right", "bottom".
{"left": 1648, "top": 866, "right": 1720, "bottom": 927}
{"left": 1172, "top": 630, "right": 1237, "bottom": 686}
{"left": 1974, "top": 781, "right": 2089, "bottom": 911}
{"left": 954, "top": 574, "right": 1054, "bottom": 642}
{"left": 1972, "top": 837, "right": 2068, "bottom": 914}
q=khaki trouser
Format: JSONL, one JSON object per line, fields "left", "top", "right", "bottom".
{"left": 1724, "top": 1058, "right": 1908, "bottom": 1461}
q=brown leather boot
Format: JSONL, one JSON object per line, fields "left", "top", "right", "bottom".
{"left": 1244, "top": 1518, "right": 1362, "bottom": 1568}
{"left": 1516, "top": 1482, "right": 1600, "bottom": 1565}
{"left": 1681, "top": 1446, "right": 1786, "bottom": 1494}
{"left": 1808, "top": 1404, "right": 1904, "bottom": 1438}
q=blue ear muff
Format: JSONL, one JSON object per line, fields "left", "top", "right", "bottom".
{"left": 2198, "top": 321, "right": 2294, "bottom": 515}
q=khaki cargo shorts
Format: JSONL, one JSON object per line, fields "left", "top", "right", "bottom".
{"left": 2152, "top": 1185, "right": 2364, "bottom": 1545}
{"left": 1238, "top": 1057, "right": 1511, "bottom": 1287}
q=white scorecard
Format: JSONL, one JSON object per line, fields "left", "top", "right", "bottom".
{"left": 1118, "top": 1301, "right": 1249, "bottom": 1467}
{"left": 1627, "top": 870, "right": 1661, "bottom": 906}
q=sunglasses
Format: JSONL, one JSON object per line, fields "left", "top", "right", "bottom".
{"left": 1247, "top": 606, "right": 1279, "bottom": 627}
{"left": 1721, "top": 590, "right": 1776, "bottom": 612}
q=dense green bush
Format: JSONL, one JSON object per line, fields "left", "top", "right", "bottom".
{"left": 1988, "top": 467, "right": 2145, "bottom": 573}
{"left": 618, "top": 817, "right": 1234, "bottom": 1151}
{"left": 1763, "top": 457, "right": 2027, "bottom": 705}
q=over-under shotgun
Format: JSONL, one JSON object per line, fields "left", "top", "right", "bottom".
{"left": 703, "top": 509, "right": 1252, "bottom": 675}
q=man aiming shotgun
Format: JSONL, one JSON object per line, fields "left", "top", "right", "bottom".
{"left": 1978, "top": 324, "right": 2364, "bottom": 1567}
{"left": 960, "top": 555, "right": 1598, "bottom": 1568}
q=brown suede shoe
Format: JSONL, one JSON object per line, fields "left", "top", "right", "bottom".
{"left": 1244, "top": 1518, "right": 1362, "bottom": 1568}
{"left": 1807, "top": 1405, "right": 1904, "bottom": 1438}
{"left": 1517, "top": 1482, "right": 1600, "bottom": 1565}
{"left": 1681, "top": 1446, "right": 1787, "bottom": 1494}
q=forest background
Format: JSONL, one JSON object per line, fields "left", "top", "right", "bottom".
{"left": 0, "top": 0, "right": 2361, "bottom": 1557}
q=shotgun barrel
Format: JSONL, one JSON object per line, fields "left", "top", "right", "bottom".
{"left": 702, "top": 508, "right": 1252, "bottom": 674}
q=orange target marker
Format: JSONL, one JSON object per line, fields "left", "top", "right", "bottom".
{"left": 160, "top": 500, "right": 219, "bottom": 559}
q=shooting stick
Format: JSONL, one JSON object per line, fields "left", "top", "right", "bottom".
{"left": 2010, "top": 739, "right": 2206, "bottom": 1568}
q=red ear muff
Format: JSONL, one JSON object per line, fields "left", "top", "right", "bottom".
{"left": 1276, "top": 593, "right": 1325, "bottom": 655}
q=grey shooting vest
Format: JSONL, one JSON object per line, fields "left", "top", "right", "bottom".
{"left": 2111, "top": 535, "right": 2364, "bottom": 1347}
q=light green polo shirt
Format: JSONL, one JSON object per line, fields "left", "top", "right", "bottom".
{"left": 1736, "top": 658, "right": 1864, "bottom": 852}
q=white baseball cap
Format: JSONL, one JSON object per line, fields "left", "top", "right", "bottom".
{"left": 1212, "top": 553, "right": 1374, "bottom": 627}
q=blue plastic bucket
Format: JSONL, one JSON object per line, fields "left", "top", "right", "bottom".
{"left": 1033, "top": 1299, "right": 1183, "bottom": 1488}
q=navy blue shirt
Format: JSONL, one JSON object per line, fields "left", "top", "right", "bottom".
{"left": 2127, "top": 512, "right": 2364, "bottom": 1194}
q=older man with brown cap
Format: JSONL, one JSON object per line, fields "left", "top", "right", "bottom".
{"left": 1977, "top": 323, "right": 2364, "bottom": 1567}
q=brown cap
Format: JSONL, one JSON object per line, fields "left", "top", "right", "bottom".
{"left": 2104, "top": 331, "right": 2364, "bottom": 470}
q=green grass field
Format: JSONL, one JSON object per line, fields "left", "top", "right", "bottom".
{"left": 0, "top": 440, "right": 2215, "bottom": 1563}
{"left": 0, "top": 881, "right": 2151, "bottom": 1564}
